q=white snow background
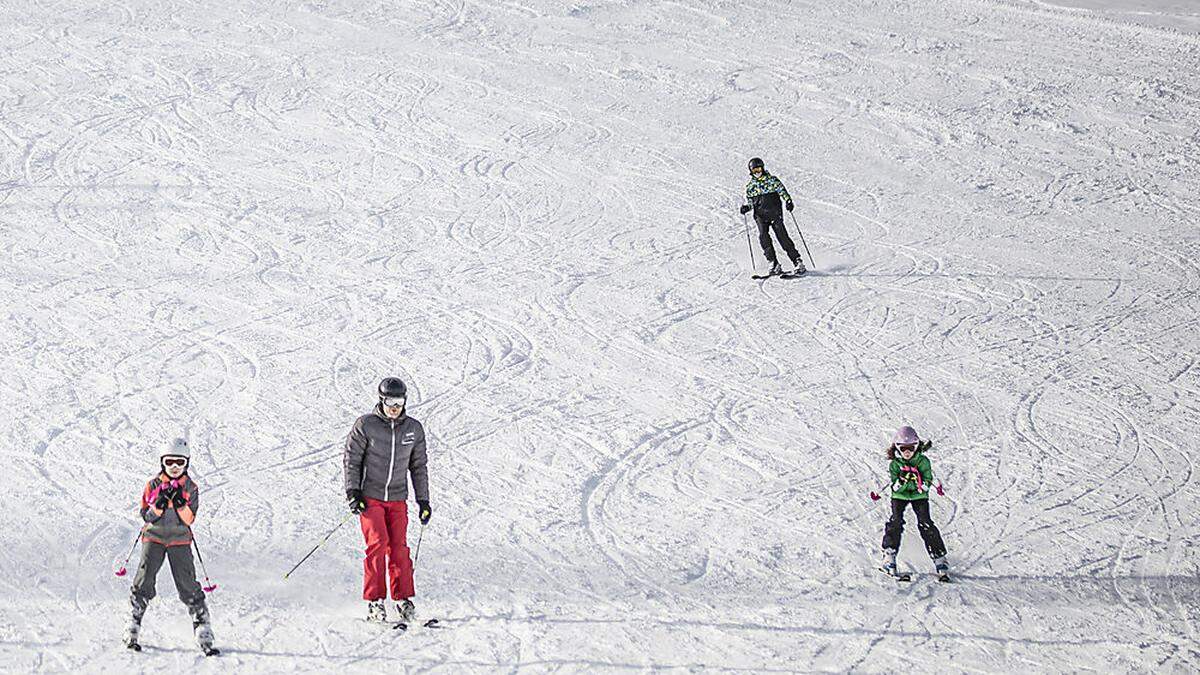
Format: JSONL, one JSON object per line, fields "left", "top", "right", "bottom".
{"left": 2, "top": 0, "right": 1199, "bottom": 671}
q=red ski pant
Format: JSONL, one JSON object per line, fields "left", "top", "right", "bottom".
{"left": 359, "top": 498, "right": 415, "bottom": 601}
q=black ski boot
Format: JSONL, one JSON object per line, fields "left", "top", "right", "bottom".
{"left": 396, "top": 599, "right": 416, "bottom": 623}
{"left": 123, "top": 617, "right": 141, "bottom": 651}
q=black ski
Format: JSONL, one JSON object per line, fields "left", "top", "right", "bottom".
{"left": 880, "top": 567, "right": 911, "bottom": 582}
{"left": 126, "top": 642, "right": 142, "bottom": 652}
{"left": 392, "top": 618, "right": 440, "bottom": 630}
{"left": 202, "top": 646, "right": 221, "bottom": 657}
{"left": 752, "top": 271, "right": 806, "bottom": 280}
{"left": 937, "top": 573, "right": 951, "bottom": 583}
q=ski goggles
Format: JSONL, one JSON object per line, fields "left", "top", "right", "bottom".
{"left": 382, "top": 396, "right": 406, "bottom": 408}
{"left": 749, "top": 167, "right": 764, "bottom": 174}
{"left": 896, "top": 443, "right": 918, "bottom": 454}
{"left": 163, "top": 457, "right": 188, "bottom": 467}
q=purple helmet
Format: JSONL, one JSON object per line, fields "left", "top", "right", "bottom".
{"left": 892, "top": 425, "right": 920, "bottom": 446}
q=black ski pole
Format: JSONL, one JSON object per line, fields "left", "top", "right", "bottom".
{"left": 190, "top": 530, "right": 218, "bottom": 592}
{"left": 284, "top": 511, "right": 356, "bottom": 580}
{"left": 742, "top": 210, "right": 756, "bottom": 273}
{"left": 413, "top": 522, "right": 426, "bottom": 566}
{"left": 789, "top": 211, "right": 816, "bottom": 270}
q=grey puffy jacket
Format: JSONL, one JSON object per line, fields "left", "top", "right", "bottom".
{"left": 139, "top": 474, "right": 200, "bottom": 546}
{"left": 344, "top": 405, "right": 429, "bottom": 502}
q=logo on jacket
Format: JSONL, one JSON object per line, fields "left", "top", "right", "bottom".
{"left": 403, "top": 433, "right": 416, "bottom": 443}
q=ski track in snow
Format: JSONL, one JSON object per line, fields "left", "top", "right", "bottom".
{"left": 1, "top": 0, "right": 1199, "bottom": 671}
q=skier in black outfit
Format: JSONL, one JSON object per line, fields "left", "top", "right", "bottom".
{"left": 740, "top": 157, "right": 805, "bottom": 276}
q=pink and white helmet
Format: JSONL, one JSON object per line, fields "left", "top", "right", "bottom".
{"left": 892, "top": 426, "right": 920, "bottom": 447}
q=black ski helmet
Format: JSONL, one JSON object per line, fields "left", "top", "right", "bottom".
{"left": 748, "top": 157, "right": 765, "bottom": 173}
{"left": 378, "top": 377, "right": 407, "bottom": 399}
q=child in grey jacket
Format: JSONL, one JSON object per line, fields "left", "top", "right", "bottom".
{"left": 124, "top": 438, "right": 217, "bottom": 655}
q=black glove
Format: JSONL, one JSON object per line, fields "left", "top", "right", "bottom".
{"left": 154, "top": 491, "right": 170, "bottom": 510}
{"left": 785, "top": 201, "right": 794, "bottom": 212}
{"left": 171, "top": 491, "right": 187, "bottom": 509}
{"left": 417, "top": 500, "right": 431, "bottom": 525}
{"left": 347, "top": 489, "right": 366, "bottom": 515}
{"left": 739, "top": 204, "right": 751, "bottom": 215}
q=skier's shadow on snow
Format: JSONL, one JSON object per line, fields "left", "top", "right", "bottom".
{"left": 811, "top": 264, "right": 1121, "bottom": 283}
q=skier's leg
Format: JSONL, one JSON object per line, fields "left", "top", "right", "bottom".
{"left": 769, "top": 216, "right": 802, "bottom": 266}
{"left": 911, "top": 499, "right": 947, "bottom": 559}
{"left": 755, "top": 216, "right": 780, "bottom": 266}
{"left": 359, "top": 498, "right": 389, "bottom": 601}
{"left": 130, "top": 542, "right": 166, "bottom": 619}
{"left": 167, "top": 545, "right": 214, "bottom": 648}
{"left": 881, "top": 498, "right": 908, "bottom": 551}
{"left": 166, "top": 545, "right": 207, "bottom": 617}
{"left": 128, "top": 541, "right": 165, "bottom": 644}
{"left": 385, "top": 501, "right": 415, "bottom": 601}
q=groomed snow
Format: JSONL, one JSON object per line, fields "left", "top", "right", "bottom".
{"left": 1, "top": 0, "right": 1198, "bottom": 671}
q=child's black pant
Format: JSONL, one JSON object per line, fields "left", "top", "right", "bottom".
{"left": 130, "top": 541, "right": 208, "bottom": 624}
{"left": 882, "top": 498, "right": 946, "bottom": 558}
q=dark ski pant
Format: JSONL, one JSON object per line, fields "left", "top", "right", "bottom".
{"left": 360, "top": 497, "right": 415, "bottom": 601}
{"left": 755, "top": 212, "right": 801, "bottom": 266}
{"left": 882, "top": 498, "right": 947, "bottom": 559}
{"left": 130, "top": 541, "right": 209, "bottom": 625}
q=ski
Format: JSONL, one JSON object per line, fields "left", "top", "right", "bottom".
{"left": 126, "top": 641, "right": 142, "bottom": 652}
{"left": 937, "top": 573, "right": 951, "bottom": 583}
{"left": 880, "top": 567, "right": 911, "bottom": 582}
{"left": 752, "top": 270, "right": 806, "bottom": 280}
{"left": 202, "top": 646, "right": 221, "bottom": 657}
{"left": 360, "top": 618, "right": 407, "bottom": 631}
{"left": 393, "top": 618, "right": 440, "bottom": 630}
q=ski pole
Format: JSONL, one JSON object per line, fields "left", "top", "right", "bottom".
{"left": 115, "top": 531, "right": 142, "bottom": 577}
{"left": 870, "top": 480, "right": 946, "bottom": 501}
{"left": 284, "top": 511, "right": 356, "bottom": 580}
{"left": 191, "top": 531, "right": 218, "bottom": 593}
{"left": 789, "top": 211, "right": 816, "bottom": 270}
{"left": 742, "top": 210, "right": 756, "bottom": 273}
{"left": 868, "top": 481, "right": 891, "bottom": 502}
{"left": 413, "top": 522, "right": 426, "bottom": 566}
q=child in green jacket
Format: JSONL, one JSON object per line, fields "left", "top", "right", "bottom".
{"left": 881, "top": 426, "right": 949, "bottom": 579}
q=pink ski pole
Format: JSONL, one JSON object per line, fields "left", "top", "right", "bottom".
{"left": 190, "top": 530, "right": 218, "bottom": 593}
{"left": 114, "top": 532, "right": 142, "bottom": 577}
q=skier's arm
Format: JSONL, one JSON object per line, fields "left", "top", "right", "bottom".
{"left": 344, "top": 418, "right": 368, "bottom": 493}
{"left": 141, "top": 482, "right": 164, "bottom": 523}
{"left": 770, "top": 176, "right": 793, "bottom": 207}
{"left": 177, "top": 481, "right": 199, "bottom": 526}
{"left": 409, "top": 426, "right": 430, "bottom": 503}
{"left": 888, "top": 460, "right": 901, "bottom": 491}
{"left": 918, "top": 456, "right": 934, "bottom": 493}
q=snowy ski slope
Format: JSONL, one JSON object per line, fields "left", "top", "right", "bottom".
{"left": 2, "top": 0, "right": 1199, "bottom": 671}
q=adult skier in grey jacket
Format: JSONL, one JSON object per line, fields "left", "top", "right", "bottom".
{"left": 344, "top": 377, "right": 431, "bottom": 623}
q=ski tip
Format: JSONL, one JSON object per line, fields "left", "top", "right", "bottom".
{"left": 392, "top": 622, "right": 408, "bottom": 631}
{"left": 423, "top": 618, "right": 441, "bottom": 628}
{"left": 126, "top": 643, "right": 142, "bottom": 652}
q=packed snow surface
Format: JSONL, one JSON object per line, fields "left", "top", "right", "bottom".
{"left": 2, "top": 0, "right": 1198, "bottom": 671}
